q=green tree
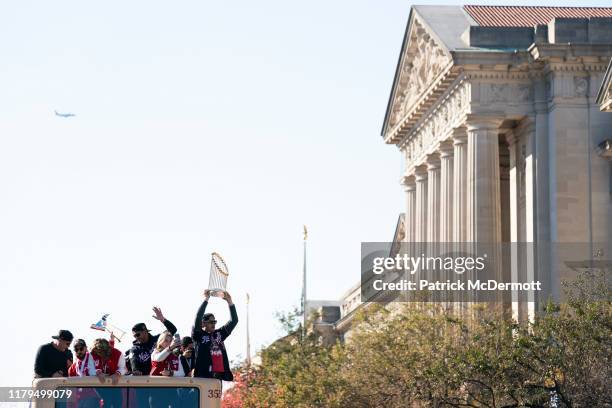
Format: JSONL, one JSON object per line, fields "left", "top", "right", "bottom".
{"left": 231, "top": 309, "right": 348, "bottom": 408}
{"left": 234, "top": 273, "right": 610, "bottom": 407}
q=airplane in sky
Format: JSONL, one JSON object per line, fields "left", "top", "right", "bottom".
{"left": 54, "top": 110, "right": 76, "bottom": 118}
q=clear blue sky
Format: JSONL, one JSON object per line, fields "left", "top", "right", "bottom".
{"left": 1, "top": 0, "right": 610, "bottom": 387}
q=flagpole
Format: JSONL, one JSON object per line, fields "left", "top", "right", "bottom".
{"left": 302, "top": 225, "right": 308, "bottom": 338}
{"left": 246, "top": 293, "right": 251, "bottom": 368}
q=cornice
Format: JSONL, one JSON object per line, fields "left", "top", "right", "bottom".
{"left": 399, "top": 77, "right": 469, "bottom": 149}
{"left": 400, "top": 79, "right": 470, "bottom": 176}
{"left": 384, "top": 64, "right": 458, "bottom": 145}
{"left": 529, "top": 43, "right": 612, "bottom": 61}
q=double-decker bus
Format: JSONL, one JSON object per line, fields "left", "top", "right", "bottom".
{"left": 30, "top": 376, "right": 222, "bottom": 408}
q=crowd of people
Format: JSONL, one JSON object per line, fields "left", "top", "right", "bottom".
{"left": 34, "top": 290, "right": 237, "bottom": 383}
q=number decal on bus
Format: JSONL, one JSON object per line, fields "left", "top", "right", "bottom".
{"left": 207, "top": 389, "right": 222, "bottom": 399}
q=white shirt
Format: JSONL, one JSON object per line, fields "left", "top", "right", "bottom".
{"left": 75, "top": 352, "right": 97, "bottom": 377}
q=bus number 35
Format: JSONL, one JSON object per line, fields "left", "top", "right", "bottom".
{"left": 208, "top": 389, "right": 222, "bottom": 399}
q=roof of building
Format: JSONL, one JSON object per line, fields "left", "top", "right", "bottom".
{"left": 412, "top": 6, "right": 472, "bottom": 51}
{"left": 381, "top": 5, "right": 612, "bottom": 138}
{"left": 464, "top": 5, "right": 612, "bottom": 28}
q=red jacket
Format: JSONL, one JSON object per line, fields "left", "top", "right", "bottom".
{"left": 92, "top": 348, "right": 124, "bottom": 375}
{"left": 150, "top": 349, "right": 184, "bottom": 376}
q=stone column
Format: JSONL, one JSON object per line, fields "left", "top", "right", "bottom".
{"left": 466, "top": 115, "right": 504, "bottom": 305}
{"left": 506, "top": 131, "right": 520, "bottom": 321}
{"left": 506, "top": 130, "right": 519, "bottom": 243}
{"left": 438, "top": 142, "right": 454, "bottom": 307}
{"left": 451, "top": 128, "right": 468, "bottom": 307}
{"left": 521, "top": 119, "right": 537, "bottom": 322}
{"left": 466, "top": 115, "right": 504, "bottom": 244}
{"left": 439, "top": 142, "right": 454, "bottom": 242}
{"left": 402, "top": 175, "right": 416, "bottom": 243}
{"left": 401, "top": 175, "right": 416, "bottom": 302}
{"left": 499, "top": 144, "right": 511, "bottom": 243}
{"left": 414, "top": 165, "right": 428, "bottom": 243}
{"left": 426, "top": 154, "right": 441, "bottom": 243}
{"left": 452, "top": 128, "right": 468, "bottom": 242}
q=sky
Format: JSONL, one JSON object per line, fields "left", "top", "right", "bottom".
{"left": 1, "top": 0, "right": 611, "bottom": 388}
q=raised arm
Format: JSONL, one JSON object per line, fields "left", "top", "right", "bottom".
{"left": 151, "top": 348, "right": 171, "bottom": 363}
{"left": 152, "top": 307, "right": 177, "bottom": 335}
{"left": 192, "top": 290, "right": 211, "bottom": 339}
{"left": 162, "top": 319, "right": 177, "bottom": 335}
{"left": 220, "top": 292, "right": 238, "bottom": 340}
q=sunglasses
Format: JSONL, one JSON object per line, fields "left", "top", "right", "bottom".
{"left": 204, "top": 320, "right": 217, "bottom": 324}
{"left": 133, "top": 332, "right": 142, "bottom": 338}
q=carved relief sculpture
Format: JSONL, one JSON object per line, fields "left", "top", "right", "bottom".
{"left": 389, "top": 19, "right": 451, "bottom": 129}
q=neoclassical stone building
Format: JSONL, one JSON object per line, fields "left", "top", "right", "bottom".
{"left": 312, "top": 5, "right": 612, "bottom": 340}
{"left": 383, "top": 5, "right": 612, "bottom": 321}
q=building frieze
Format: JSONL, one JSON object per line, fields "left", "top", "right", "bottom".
{"left": 473, "top": 82, "right": 533, "bottom": 105}
{"left": 547, "top": 72, "right": 601, "bottom": 100}
{"left": 396, "top": 66, "right": 600, "bottom": 174}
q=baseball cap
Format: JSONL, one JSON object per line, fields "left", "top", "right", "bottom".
{"left": 132, "top": 323, "right": 151, "bottom": 332}
{"left": 52, "top": 330, "right": 74, "bottom": 342}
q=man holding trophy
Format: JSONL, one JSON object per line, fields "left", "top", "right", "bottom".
{"left": 191, "top": 252, "right": 238, "bottom": 380}
{"left": 192, "top": 289, "right": 238, "bottom": 380}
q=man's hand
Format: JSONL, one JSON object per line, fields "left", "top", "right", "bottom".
{"left": 96, "top": 370, "right": 106, "bottom": 384}
{"left": 204, "top": 290, "right": 211, "bottom": 300}
{"left": 223, "top": 291, "right": 233, "bottom": 305}
{"left": 51, "top": 371, "right": 63, "bottom": 378}
{"left": 152, "top": 307, "right": 165, "bottom": 322}
{"left": 111, "top": 373, "right": 121, "bottom": 385}
{"left": 132, "top": 370, "right": 143, "bottom": 376}
{"left": 160, "top": 369, "right": 172, "bottom": 377}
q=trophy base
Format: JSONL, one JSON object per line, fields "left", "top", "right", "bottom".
{"left": 208, "top": 289, "right": 226, "bottom": 298}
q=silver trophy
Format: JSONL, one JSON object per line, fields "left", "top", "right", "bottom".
{"left": 207, "top": 252, "right": 229, "bottom": 297}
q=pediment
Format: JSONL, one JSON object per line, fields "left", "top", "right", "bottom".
{"left": 393, "top": 213, "right": 406, "bottom": 244}
{"left": 597, "top": 59, "right": 612, "bottom": 112}
{"left": 604, "top": 87, "right": 612, "bottom": 112}
{"left": 383, "top": 15, "right": 453, "bottom": 140}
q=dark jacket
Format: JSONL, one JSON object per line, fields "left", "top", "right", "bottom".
{"left": 180, "top": 354, "right": 195, "bottom": 376}
{"left": 192, "top": 300, "right": 238, "bottom": 381}
{"left": 129, "top": 319, "right": 177, "bottom": 374}
{"left": 34, "top": 343, "right": 71, "bottom": 378}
